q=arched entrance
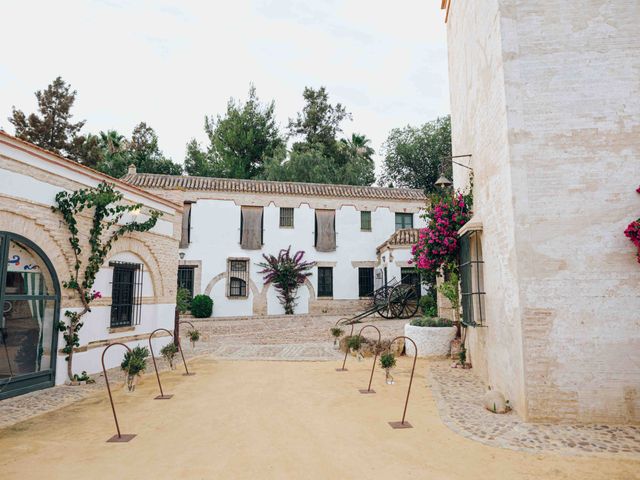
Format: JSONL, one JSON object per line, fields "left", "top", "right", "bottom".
{"left": 0, "top": 232, "right": 60, "bottom": 399}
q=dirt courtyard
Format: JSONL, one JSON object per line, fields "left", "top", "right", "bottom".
{"left": 1, "top": 357, "right": 638, "bottom": 480}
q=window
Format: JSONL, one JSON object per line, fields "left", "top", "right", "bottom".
{"left": 279, "top": 207, "right": 294, "bottom": 228}
{"left": 317, "top": 267, "right": 333, "bottom": 297}
{"left": 227, "top": 259, "right": 249, "bottom": 298}
{"left": 358, "top": 268, "right": 374, "bottom": 297}
{"left": 180, "top": 202, "right": 192, "bottom": 248}
{"left": 459, "top": 231, "right": 485, "bottom": 327}
{"left": 315, "top": 210, "right": 336, "bottom": 252}
{"left": 240, "top": 206, "right": 263, "bottom": 250}
{"left": 401, "top": 267, "right": 422, "bottom": 299}
{"left": 177, "top": 265, "right": 195, "bottom": 299}
{"left": 360, "top": 211, "right": 372, "bottom": 231}
{"left": 110, "top": 262, "right": 143, "bottom": 328}
{"left": 395, "top": 212, "right": 413, "bottom": 231}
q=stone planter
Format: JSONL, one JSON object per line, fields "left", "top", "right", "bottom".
{"left": 404, "top": 324, "right": 457, "bottom": 357}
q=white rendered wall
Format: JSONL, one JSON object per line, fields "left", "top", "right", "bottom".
{"left": 183, "top": 199, "right": 426, "bottom": 317}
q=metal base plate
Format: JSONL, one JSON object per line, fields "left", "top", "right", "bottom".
{"left": 182, "top": 372, "right": 196, "bottom": 376}
{"left": 107, "top": 434, "right": 136, "bottom": 443}
{"left": 154, "top": 394, "right": 173, "bottom": 400}
{"left": 335, "top": 368, "right": 348, "bottom": 372}
{"left": 359, "top": 389, "right": 376, "bottom": 394}
{"left": 388, "top": 421, "right": 413, "bottom": 429}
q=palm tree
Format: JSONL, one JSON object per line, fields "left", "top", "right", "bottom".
{"left": 341, "top": 133, "right": 375, "bottom": 160}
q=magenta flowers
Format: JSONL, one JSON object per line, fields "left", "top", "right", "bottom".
{"left": 411, "top": 192, "right": 472, "bottom": 274}
{"left": 257, "top": 246, "right": 315, "bottom": 314}
{"left": 625, "top": 185, "right": 640, "bottom": 264}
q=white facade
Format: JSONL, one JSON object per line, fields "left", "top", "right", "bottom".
{"left": 0, "top": 132, "right": 180, "bottom": 395}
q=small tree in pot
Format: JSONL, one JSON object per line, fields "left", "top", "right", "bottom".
{"left": 380, "top": 351, "right": 397, "bottom": 384}
{"left": 160, "top": 342, "right": 178, "bottom": 369}
{"left": 257, "top": 246, "right": 315, "bottom": 314}
{"left": 121, "top": 346, "right": 149, "bottom": 392}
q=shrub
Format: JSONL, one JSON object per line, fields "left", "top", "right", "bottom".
{"left": 410, "top": 317, "right": 454, "bottom": 328}
{"left": 379, "top": 352, "right": 396, "bottom": 370}
{"left": 176, "top": 287, "right": 192, "bottom": 314}
{"left": 188, "top": 329, "right": 200, "bottom": 343}
{"left": 121, "top": 346, "right": 149, "bottom": 376}
{"left": 347, "top": 335, "right": 362, "bottom": 351}
{"left": 419, "top": 295, "right": 437, "bottom": 317}
{"left": 330, "top": 327, "right": 344, "bottom": 338}
{"left": 161, "top": 343, "right": 179, "bottom": 369}
{"left": 191, "top": 294, "right": 213, "bottom": 318}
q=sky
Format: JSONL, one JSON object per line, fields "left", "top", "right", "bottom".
{"left": 0, "top": 0, "right": 449, "bottom": 176}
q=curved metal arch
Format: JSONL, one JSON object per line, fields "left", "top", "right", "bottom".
{"left": 387, "top": 335, "right": 418, "bottom": 429}
{"left": 356, "top": 325, "right": 381, "bottom": 394}
{"left": 148, "top": 328, "right": 189, "bottom": 399}
{"left": 101, "top": 342, "right": 135, "bottom": 442}
{"left": 176, "top": 320, "right": 197, "bottom": 376}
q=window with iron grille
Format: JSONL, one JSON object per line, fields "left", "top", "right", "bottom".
{"left": 360, "top": 211, "right": 372, "bottom": 231}
{"left": 177, "top": 265, "right": 195, "bottom": 299}
{"left": 358, "top": 268, "right": 374, "bottom": 297}
{"left": 279, "top": 207, "right": 294, "bottom": 228}
{"left": 110, "top": 262, "right": 143, "bottom": 328}
{"left": 395, "top": 212, "right": 413, "bottom": 231}
{"left": 317, "top": 267, "right": 333, "bottom": 297}
{"left": 459, "top": 231, "right": 485, "bottom": 327}
{"left": 227, "top": 259, "right": 249, "bottom": 298}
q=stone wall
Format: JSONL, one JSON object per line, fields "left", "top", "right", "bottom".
{"left": 447, "top": 0, "right": 640, "bottom": 423}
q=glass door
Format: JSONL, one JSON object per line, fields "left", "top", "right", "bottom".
{"left": 0, "top": 232, "right": 60, "bottom": 399}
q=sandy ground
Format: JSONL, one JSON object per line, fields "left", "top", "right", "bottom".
{"left": 0, "top": 357, "right": 638, "bottom": 480}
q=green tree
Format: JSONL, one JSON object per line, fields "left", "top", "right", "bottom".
{"left": 380, "top": 115, "right": 452, "bottom": 194}
{"left": 287, "top": 86, "right": 351, "bottom": 156}
{"left": 9, "top": 77, "right": 86, "bottom": 158}
{"left": 185, "top": 85, "right": 283, "bottom": 178}
{"left": 128, "top": 122, "right": 182, "bottom": 176}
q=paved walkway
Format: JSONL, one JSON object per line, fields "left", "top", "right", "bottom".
{"left": 428, "top": 360, "right": 640, "bottom": 458}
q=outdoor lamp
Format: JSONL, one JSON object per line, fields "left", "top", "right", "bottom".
{"left": 435, "top": 175, "right": 453, "bottom": 189}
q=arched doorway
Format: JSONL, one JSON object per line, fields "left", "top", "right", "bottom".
{"left": 0, "top": 232, "right": 60, "bottom": 399}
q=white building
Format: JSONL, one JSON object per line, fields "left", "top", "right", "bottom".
{"left": 123, "top": 170, "right": 428, "bottom": 318}
{"left": 0, "top": 132, "right": 179, "bottom": 398}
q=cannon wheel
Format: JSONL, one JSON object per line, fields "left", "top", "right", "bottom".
{"left": 373, "top": 285, "right": 395, "bottom": 319}
{"left": 389, "top": 284, "right": 419, "bottom": 319}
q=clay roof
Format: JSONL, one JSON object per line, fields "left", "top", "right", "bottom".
{"left": 0, "top": 131, "right": 180, "bottom": 210}
{"left": 121, "top": 172, "right": 427, "bottom": 201}
{"left": 377, "top": 228, "right": 420, "bottom": 253}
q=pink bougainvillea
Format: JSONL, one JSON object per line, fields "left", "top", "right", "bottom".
{"left": 625, "top": 185, "right": 640, "bottom": 264}
{"left": 411, "top": 191, "right": 472, "bottom": 274}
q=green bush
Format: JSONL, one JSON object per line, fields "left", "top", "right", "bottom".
{"left": 191, "top": 294, "right": 213, "bottom": 318}
{"left": 161, "top": 342, "right": 179, "bottom": 369}
{"left": 379, "top": 352, "right": 396, "bottom": 370}
{"left": 410, "top": 317, "right": 454, "bottom": 328}
{"left": 419, "top": 294, "right": 437, "bottom": 317}
{"left": 176, "top": 287, "right": 191, "bottom": 314}
{"left": 347, "top": 335, "right": 362, "bottom": 351}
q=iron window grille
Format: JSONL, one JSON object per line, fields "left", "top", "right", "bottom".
{"left": 358, "top": 267, "right": 374, "bottom": 297}
{"left": 459, "top": 231, "right": 486, "bottom": 327}
{"left": 400, "top": 267, "right": 422, "bottom": 299}
{"left": 109, "top": 261, "right": 143, "bottom": 328}
{"left": 279, "top": 207, "right": 294, "bottom": 228}
{"left": 395, "top": 212, "right": 413, "bottom": 231}
{"left": 177, "top": 265, "right": 195, "bottom": 299}
{"left": 317, "top": 267, "right": 333, "bottom": 297}
{"left": 227, "top": 259, "right": 249, "bottom": 298}
{"left": 360, "top": 211, "right": 372, "bottom": 231}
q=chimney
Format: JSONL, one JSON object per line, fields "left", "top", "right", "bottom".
{"left": 127, "top": 164, "right": 137, "bottom": 175}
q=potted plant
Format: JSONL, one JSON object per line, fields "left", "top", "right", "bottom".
{"left": 160, "top": 343, "right": 178, "bottom": 370}
{"left": 191, "top": 294, "right": 213, "bottom": 318}
{"left": 69, "top": 370, "right": 95, "bottom": 386}
{"left": 347, "top": 335, "right": 363, "bottom": 361}
{"left": 330, "top": 326, "right": 343, "bottom": 348}
{"left": 379, "top": 352, "right": 397, "bottom": 384}
{"left": 187, "top": 329, "right": 200, "bottom": 350}
{"left": 404, "top": 317, "right": 457, "bottom": 357}
{"left": 121, "top": 346, "right": 149, "bottom": 392}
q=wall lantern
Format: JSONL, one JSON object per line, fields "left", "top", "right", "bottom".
{"left": 434, "top": 154, "right": 473, "bottom": 189}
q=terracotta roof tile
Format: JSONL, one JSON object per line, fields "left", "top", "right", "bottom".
{"left": 121, "top": 173, "right": 427, "bottom": 201}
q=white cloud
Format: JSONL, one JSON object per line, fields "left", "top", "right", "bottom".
{"left": 0, "top": 0, "right": 449, "bottom": 178}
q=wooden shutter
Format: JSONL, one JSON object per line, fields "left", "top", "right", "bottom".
{"left": 180, "top": 202, "right": 191, "bottom": 248}
{"left": 241, "top": 206, "right": 263, "bottom": 250}
{"left": 315, "top": 209, "right": 336, "bottom": 252}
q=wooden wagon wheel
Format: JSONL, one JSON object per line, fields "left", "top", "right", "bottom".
{"left": 389, "top": 284, "right": 419, "bottom": 319}
{"left": 373, "top": 285, "right": 394, "bottom": 319}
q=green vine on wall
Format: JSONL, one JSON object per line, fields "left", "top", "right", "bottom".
{"left": 52, "top": 182, "right": 162, "bottom": 381}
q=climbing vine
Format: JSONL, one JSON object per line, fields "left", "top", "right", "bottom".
{"left": 624, "top": 185, "right": 640, "bottom": 264}
{"left": 52, "top": 182, "right": 161, "bottom": 381}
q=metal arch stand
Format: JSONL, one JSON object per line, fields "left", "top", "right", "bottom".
{"left": 356, "top": 325, "right": 381, "bottom": 394}
{"left": 177, "top": 320, "right": 196, "bottom": 376}
{"left": 387, "top": 336, "right": 418, "bottom": 429}
{"left": 148, "top": 328, "right": 190, "bottom": 399}
{"left": 335, "top": 318, "right": 354, "bottom": 372}
{"left": 101, "top": 342, "right": 136, "bottom": 442}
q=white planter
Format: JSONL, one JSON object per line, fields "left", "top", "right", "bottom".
{"left": 404, "top": 324, "right": 457, "bottom": 357}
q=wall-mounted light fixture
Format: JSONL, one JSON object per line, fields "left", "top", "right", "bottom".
{"left": 434, "top": 154, "right": 473, "bottom": 189}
